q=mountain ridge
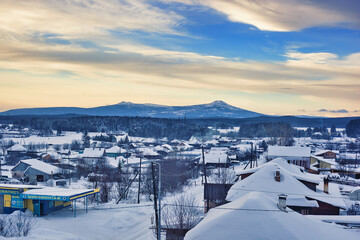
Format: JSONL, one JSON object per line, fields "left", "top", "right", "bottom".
{"left": 0, "top": 100, "right": 263, "bottom": 119}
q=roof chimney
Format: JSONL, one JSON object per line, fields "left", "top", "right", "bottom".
{"left": 278, "top": 194, "right": 287, "bottom": 212}
{"left": 275, "top": 170, "right": 281, "bottom": 182}
{"left": 324, "top": 177, "right": 329, "bottom": 194}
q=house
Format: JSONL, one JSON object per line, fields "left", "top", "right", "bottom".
{"left": 314, "top": 150, "right": 337, "bottom": 159}
{"left": 139, "top": 148, "right": 161, "bottom": 159}
{"left": 204, "top": 183, "right": 233, "bottom": 211}
{"left": 0, "top": 184, "right": 99, "bottom": 216}
{"left": 267, "top": 146, "right": 311, "bottom": 169}
{"left": 184, "top": 192, "right": 358, "bottom": 240}
{"left": 82, "top": 148, "right": 106, "bottom": 164}
{"left": 201, "top": 148, "right": 230, "bottom": 168}
{"left": 41, "top": 151, "right": 61, "bottom": 163}
{"left": 106, "top": 146, "right": 127, "bottom": 158}
{"left": 228, "top": 159, "right": 346, "bottom": 215}
{"left": 11, "top": 159, "right": 61, "bottom": 183}
{"left": 6, "top": 144, "right": 27, "bottom": 157}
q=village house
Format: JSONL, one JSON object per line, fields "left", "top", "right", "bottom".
{"left": 106, "top": 145, "right": 127, "bottom": 158}
{"left": 228, "top": 158, "right": 346, "bottom": 215}
{"left": 6, "top": 144, "right": 27, "bottom": 158}
{"left": 201, "top": 147, "right": 230, "bottom": 168}
{"left": 82, "top": 147, "right": 106, "bottom": 164}
{"left": 267, "top": 146, "right": 311, "bottom": 169}
{"left": 11, "top": 159, "right": 61, "bottom": 183}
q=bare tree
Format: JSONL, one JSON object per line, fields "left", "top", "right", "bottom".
{"left": 99, "top": 180, "right": 113, "bottom": 203}
{"left": 163, "top": 194, "right": 203, "bottom": 234}
{"left": 0, "top": 211, "right": 37, "bottom": 237}
{"left": 211, "top": 168, "right": 236, "bottom": 184}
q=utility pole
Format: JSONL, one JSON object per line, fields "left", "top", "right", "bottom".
{"left": 151, "top": 162, "right": 159, "bottom": 240}
{"left": 255, "top": 145, "right": 258, "bottom": 167}
{"left": 250, "top": 142, "right": 253, "bottom": 168}
{"left": 202, "top": 145, "right": 209, "bottom": 212}
{"left": 137, "top": 157, "right": 142, "bottom": 204}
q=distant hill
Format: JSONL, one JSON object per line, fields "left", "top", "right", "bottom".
{"left": 0, "top": 100, "right": 263, "bottom": 119}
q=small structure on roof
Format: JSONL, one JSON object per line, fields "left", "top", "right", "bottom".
{"left": 0, "top": 184, "right": 99, "bottom": 217}
{"left": 11, "top": 159, "right": 61, "bottom": 183}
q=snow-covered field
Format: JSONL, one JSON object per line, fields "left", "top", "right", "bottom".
{"left": 9, "top": 202, "right": 155, "bottom": 240}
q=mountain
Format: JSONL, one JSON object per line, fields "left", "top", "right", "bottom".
{"left": 0, "top": 100, "right": 263, "bottom": 119}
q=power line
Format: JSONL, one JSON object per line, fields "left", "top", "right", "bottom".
{"left": 163, "top": 203, "right": 296, "bottom": 213}
{"left": 228, "top": 187, "right": 347, "bottom": 199}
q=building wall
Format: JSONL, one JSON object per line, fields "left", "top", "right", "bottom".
{"left": 24, "top": 168, "right": 51, "bottom": 182}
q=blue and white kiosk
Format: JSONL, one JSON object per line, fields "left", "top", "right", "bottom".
{"left": 0, "top": 184, "right": 99, "bottom": 217}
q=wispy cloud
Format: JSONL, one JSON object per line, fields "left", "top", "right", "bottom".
{"left": 169, "top": 0, "right": 360, "bottom": 31}
{"left": 318, "top": 109, "right": 349, "bottom": 113}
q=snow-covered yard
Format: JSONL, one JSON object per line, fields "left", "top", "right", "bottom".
{"left": 10, "top": 202, "right": 155, "bottom": 240}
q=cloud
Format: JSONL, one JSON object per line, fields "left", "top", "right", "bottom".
{"left": 169, "top": 0, "right": 360, "bottom": 31}
{"left": 0, "top": 0, "right": 185, "bottom": 43}
{"left": 318, "top": 109, "right": 349, "bottom": 113}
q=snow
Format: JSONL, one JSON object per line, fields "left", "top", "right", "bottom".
{"left": 0, "top": 183, "right": 44, "bottom": 189}
{"left": 106, "top": 145, "right": 126, "bottom": 154}
{"left": 17, "top": 203, "right": 155, "bottom": 240}
{"left": 22, "top": 187, "right": 95, "bottom": 197}
{"left": 6, "top": 143, "right": 27, "bottom": 152}
{"left": 236, "top": 158, "right": 320, "bottom": 184}
{"left": 268, "top": 146, "right": 311, "bottom": 157}
{"left": 17, "top": 159, "right": 61, "bottom": 175}
{"left": 7, "top": 131, "right": 83, "bottom": 145}
{"left": 201, "top": 148, "right": 228, "bottom": 164}
{"left": 227, "top": 160, "right": 346, "bottom": 209}
{"left": 185, "top": 192, "right": 359, "bottom": 240}
{"left": 82, "top": 148, "right": 106, "bottom": 158}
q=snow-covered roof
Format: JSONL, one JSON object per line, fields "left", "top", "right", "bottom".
{"left": 18, "top": 159, "right": 61, "bottom": 175}
{"left": 237, "top": 158, "right": 320, "bottom": 184}
{"left": 106, "top": 145, "right": 126, "bottom": 154}
{"left": 42, "top": 151, "right": 61, "bottom": 160}
{"left": 140, "top": 148, "right": 159, "bottom": 156}
{"left": 314, "top": 150, "right": 335, "bottom": 156}
{"left": 22, "top": 187, "right": 95, "bottom": 197}
{"left": 227, "top": 161, "right": 345, "bottom": 209}
{"left": 82, "top": 148, "right": 106, "bottom": 158}
{"left": 201, "top": 148, "right": 228, "bottom": 164}
{"left": 161, "top": 144, "right": 173, "bottom": 151}
{"left": 268, "top": 146, "right": 310, "bottom": 157}
{"left": 230, "top": 144, "right": 251, "bottom": 152}
{"left": 185, "top": 192, "right": 358, "bottom": 240}
{"left": 7, "top": 144, "right": 26, "bottom": 152}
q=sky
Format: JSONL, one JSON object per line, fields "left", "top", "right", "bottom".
{"left": 0, "top": 0, "right": 359, "bottom": 117}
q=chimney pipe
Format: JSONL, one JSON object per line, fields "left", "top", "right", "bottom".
{"left": 278, "top": 194, "right": 287, "bottom": 212}
{"left": 275, "top": 170, "right": 281, "bottom": 182}
{"left": 324, "top": 177, "right": 329, "bottom": 194}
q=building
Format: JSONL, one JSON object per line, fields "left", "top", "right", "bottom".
{"left": 229, "top": 158, "right": 345, "bottom": 215}
{"left": 106, "top": 146, "right": 127, "bottom": 158}
{"left": 184, "top": 192, "right": 358, "bottom": 240}
{"left": 11, "top": 159, "right": 61, "bottom": 183}
{"left": 0, "top": 184, "right": 99, "bottom": 216}
{"left": 6, "top": 144, "right": 27, "bottom": 158}
{"left": 267, "top": 146, "right": 311, "bottom": 169}
{"left": 201, "top": 147, "right": 230, "bottom": 168}
{"left": 82, "top": 148, "right": 106, "bottom": 164}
